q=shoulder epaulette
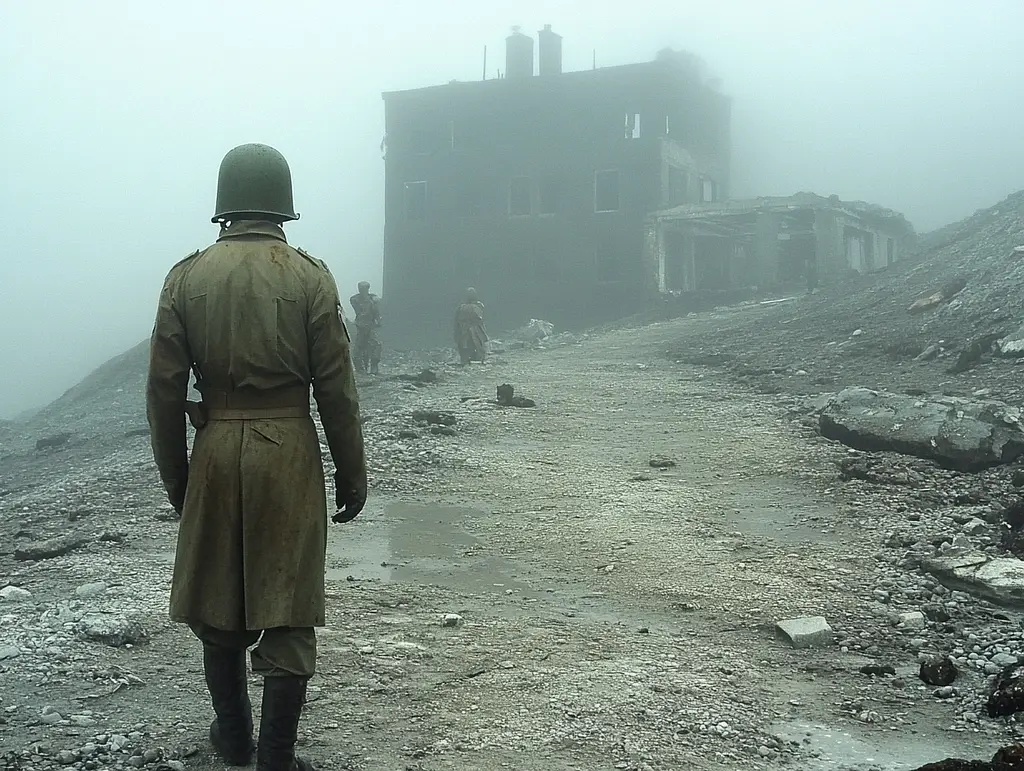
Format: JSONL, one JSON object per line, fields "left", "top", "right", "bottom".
{"left": 171, "top": 249, "right": 200, "bottom": 270}
{"left": 295, "top": 246, "right": 331, "bottom": 273}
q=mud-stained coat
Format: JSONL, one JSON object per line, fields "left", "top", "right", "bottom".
{"left": 146, "top": 220, "right": 366, "bottom": 631}
{"left": 454, "top": 301, "right": 488, "bottom": 361}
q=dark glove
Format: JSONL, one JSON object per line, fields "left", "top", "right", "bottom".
{"left": 333, "top": 477, "right": 366, "bottom": 524}
{"left": 168, "top": 468, "right": 188, "bottom": 515}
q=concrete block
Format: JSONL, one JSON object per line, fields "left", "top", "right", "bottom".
{"left": 775, "top": 616, "right": 833, "bottom": 649}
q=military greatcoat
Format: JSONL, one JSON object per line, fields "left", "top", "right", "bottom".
{"left": 146, "top": 220, "right": 366, "bottom": 631}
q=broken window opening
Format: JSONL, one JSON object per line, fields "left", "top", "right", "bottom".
{"left": 539, "top": 180, "right": 559, "bottom": 215}
{"left": 700, "top": 177, "right": 717, "bottom": 203}
{"left": 404, "top": 181, "right": 427, "bottom": 221}
{"left": 595, "top": 170, "right": 620, "bottom": 213}
{"left": 509, "top": 177, "right": 532, "bottom": 216}
{"left": 624, "top": 112, "right": 641, "bottom": 139}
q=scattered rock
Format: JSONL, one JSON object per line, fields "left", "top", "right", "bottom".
{"left": 76, "top": 613, "right": 148, "bottom": 647}
{"left": 907, "top": 277, "right": 967, "bottom": 315}
{"left": 429, "top": 425, "right": 457, "bottom": 437}
{"left": 123, "top": 427, "right": 150, "bottom": 438}
{"left": 648, "top": 455, "right": 677, "bottom": 469}
{"left": 74, "top": 582, "right": 107, "bottom": 598}
{"left": 924, "top": 554, "right": 1024, "bottom": 608}
{"left": 0, "top": 644, "right": 21, "bottom": 660}
{"left": 0, "top": 585, "right": 32, "bottom": 602}
{"left": 915, "top": 344, "right": 942, "bottom": 362}
{"left": 819, "top": 387, "right": 1024, "bottom": 471}
{"left": 988, "top": 662, "right": 1024, "bottom": 718}
{"left": 441, "top": 613, "right": 463, "bottom": 628}
{"left": 897, "top": 610, "right": 926, "bottom": 630}
{"left": 860, "top": 663, "right": 896, "bottom": 677}
{"left": 774, "top": 616, "right": 833, "bottom": 648}
{"left": 14, "top": 534, "right": 90, "bottom": 561}
{"left": 411, "top": 410, "right": 456, "bottom": 427}
{"left": 35, "top": 432, "right": 71, "bottom": 451}
{"left": 496, "top": 384, "right": 536, "bottom": 408}
{"left": 394, "top": 369, "right": 438, "bottom": 386}
{"left": 920, "top": 656, "right": 958, "bottom": 686}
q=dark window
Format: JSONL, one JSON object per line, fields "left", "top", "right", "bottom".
{"left": 595, "top": 170, "right": 620, "bottom": 212}
{"left": 596, "top": 239, "right": 624, "bottom": 282}
{"left": 404, "top": 182, "right": 426, "bottom": 221}
{"left": 887, "top": 237, "right": 895, "bottom": 265}
{"left": 509, "top": 177, "right": 531, "bottom": 216}
{"left": 539, "top": 180, "right": 559, "bottom": 215}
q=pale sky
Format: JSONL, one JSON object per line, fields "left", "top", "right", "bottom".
{"left": 2, "top": 0, "right": 1022, "bottom": 417}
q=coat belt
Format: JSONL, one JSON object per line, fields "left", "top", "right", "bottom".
{"left": 185, "top": 386, "right": 310, "bottom": 427}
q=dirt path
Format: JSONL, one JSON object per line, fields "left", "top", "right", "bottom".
{"left": 0, "top": 318, "right": 1015, "bottom": 770}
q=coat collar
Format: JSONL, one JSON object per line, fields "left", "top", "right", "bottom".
{"left": 216, "top": 220, "right": 288, "bottom": 243}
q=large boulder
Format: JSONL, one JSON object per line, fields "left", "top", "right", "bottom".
{"left": 923, "top": 554, "right": 1024, "bottom": 609}
{"left": 819, "top": 387, "right": 1024, "bottom": 471}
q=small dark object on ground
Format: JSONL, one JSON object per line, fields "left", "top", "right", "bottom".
{"left": 910, "top": 761, "right": 990, "bottom": 771}
{"left": 35, "top": 432, "right": 71, "bottom": 451}
{"left": 14, "top": 534, "right": 89, "bottom": 561}
{"left": 920, "top": 656, "right": 958, "bottom": 686}
{"left": 988, "top": 662, "right": 1024, "bottom": 718}
{"left": 430, "top": 425, "right": 457, "bottom": 437}
{"left": 1013, "top": 469, "right": 1024, "bottom": 488}
{"left": 395, "top": 369, "right": 438, "bottom": 386}
{"left": 992, "top": 745, "right": 1024, "bottom": 769}
{"left": 397, "top": 430, "right": 419, "bottom": 440}
{"left": 649, "top": 455, "right": 677, "bottom": 469}
{"left": 949, "top": 332, "right": 1004, "bottom": 374}
{"left": 860, "top": 663, "right": 896, "bottom": 677}
{"left": 496, "top": 384, "right": 536, "bottom": 408}
{"left": 411, "top": 410, "right": 456, "bottom": 427}
{"left": 124, "top": 427, "right": 150, "bottom": 438}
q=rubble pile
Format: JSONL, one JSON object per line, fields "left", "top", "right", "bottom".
{"left": 672, "top": 189, "right": 1024, "bottom": 404}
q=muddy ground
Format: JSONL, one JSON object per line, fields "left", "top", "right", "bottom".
{"left": 2, "top": 310, "right": 1022, "bottom": 770}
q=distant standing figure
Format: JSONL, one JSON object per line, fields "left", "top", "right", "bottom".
{"left": 350, "top": 281, "right": 382, "bottom": 375}
{"left": 454, "top": 287, "right": 488, "bottom": 365}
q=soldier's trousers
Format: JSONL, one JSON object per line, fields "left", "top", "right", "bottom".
{"left": 352, "top": 326, "right": 382, "bottom": 370}
{"left": 190, "top": 622, "right": 317, "bottom": 678}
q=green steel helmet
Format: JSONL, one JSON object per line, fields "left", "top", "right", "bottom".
{"left": 358, "top": 281, "right": 371, "bottom": 293}
{"left": 211, "top": 143, "right": 299, "bottom": 223}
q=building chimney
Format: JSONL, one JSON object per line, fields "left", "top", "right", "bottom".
{"left": 538, "top": 24, "right": 562, "bottom": 76}
{"left": 505, "top": 27, "right": 534, "bottom": 79}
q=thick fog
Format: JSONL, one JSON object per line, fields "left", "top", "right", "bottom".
{"left": 1, "top": 0, "right": 1022, "bottom": 418}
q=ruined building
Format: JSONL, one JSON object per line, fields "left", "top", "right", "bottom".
{"left": 381, "top": 28, "right": 732, "bottom": 344}
{"left": 644, "top": 193, "right": 915, "bottom": 294}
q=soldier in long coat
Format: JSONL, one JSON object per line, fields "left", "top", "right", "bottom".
{"left": 349, "top": 281, "right": 382, "bottom": 375}
{"left": 147, "top": 143, "right": 366, "bottom": 771}
{"left": 454, "top": 286, "right": 488, "bottom": 365}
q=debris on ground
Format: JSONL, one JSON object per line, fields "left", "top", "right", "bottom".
{"left": 920, "top": 656, "right": 959, "bottom": 686}
{"left": 819, "top": 387, "right": 1024, "bottom": 471}
{"left": 495, "top": 383, "right": 535, "bottom": 408}
{"left": 774, "top": 616, "right": 833, "bottom": 648}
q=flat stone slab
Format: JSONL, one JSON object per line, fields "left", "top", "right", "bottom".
{"left": 775, "top": 616, "right": 833, "bottom": 648}
{"left": 923, "top": 554, "right": 1024, "bottom": 609}
{"left": 819, "top": 387, "right": 1024, "bottom": 471}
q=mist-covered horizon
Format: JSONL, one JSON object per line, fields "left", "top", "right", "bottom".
{"left": 2, "top": 0, "right": 1022, "bottom": 419}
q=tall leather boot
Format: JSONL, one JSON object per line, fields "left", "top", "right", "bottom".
{"left": 203, "top": 643, "right": 255, "bottom": 765}
{"left": 256, "top": 676, "right": 315, "bottom": 771}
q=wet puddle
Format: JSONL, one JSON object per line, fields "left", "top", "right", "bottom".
{"left": 722, "top": 504, "right": 840, "bottom": 544}
{"left": 772, "top": 719, "right": 995, "bottom": 769}
{"left": 326, "top": 502, "right": 546, "bottom": 599}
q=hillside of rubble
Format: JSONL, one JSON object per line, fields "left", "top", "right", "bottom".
{"left": 670, "top": 189, "right": 1024, "bottom": 404}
